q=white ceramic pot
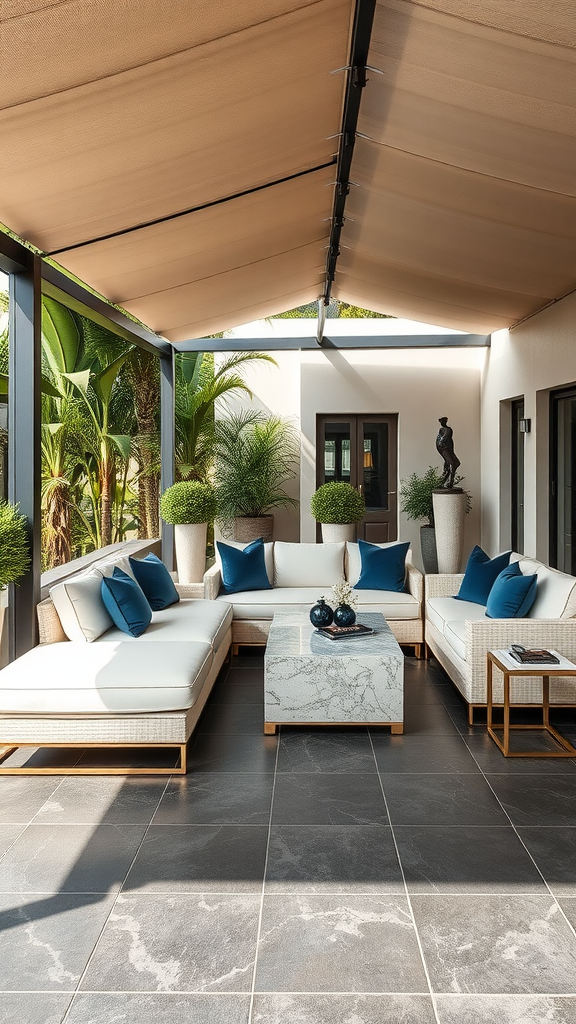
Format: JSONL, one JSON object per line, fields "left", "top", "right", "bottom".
{"left": 174, "top": 522, "right": 208, "bottom": 583}
{"left": 432, "top": 489, "right": 467, "bottom": 573}
{"left": 321, "top": 523, "right": 356, "bottom": 543}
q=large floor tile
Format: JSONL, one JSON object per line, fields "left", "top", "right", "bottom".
{"left": 518, "top": 827, "right": 576, "bottom": 896}
{"left": 276, "top": 728, "right": 376, "bottom": 773}
{"left": 402, "top": 703, "right": 460, "bottom": 735}
{"left": 487, "top": 775, "right": 576, "bottom": 826}
{"left": 0, "top": 776, "right": 64, "bottom": 823}
{"left": 33, "top": 776, "right": 166, "bottom": 824}
{"left": 264, "top": 825, "right": 403, "bottom": 893}
{"left": 394, "top": 825, "right": 546, "bottom": 894}
{"left": 0, "top": 822, "right": 27, "bottom": 859}
{"left": 208, "top": 680, "right": 264, "bottom": 704}
{"left": 124, "top": 823, "right": 268, "bottom": 892}
{"left": 187, "top": 731, "right": 278, "bottom": 772}
{"left": 381, "top": 773, "right": 509, "bottom": 826}
{"left": 0, "top": 992, "right": 73, "bottom": 1024}
{"left": 464, "top": 733, "right": 576, "bottom": 774}
{"left": 198, "top": 700, "right": 265, "bottom": 734}
{"left": 557, "top": 896, "right": 576, "bottom": 932}
{"left": 80, "top": 892, "right": 260, "bottom": 992}
{"left": 0, "top": 823, "right": 146, "bottom": 893}
{"left": 255, "top": 894, "right": 428, "bottom": 993}
{"left": 271, "top": 773, "right": 388, "bottom": 825}
{"left": 435, "top": 995, "right": 576, "bottom": 1023}
{"left": 0, "top": 892, "right": 116, "bottom": 990}
{"left": 65, "top": 992, "right": 251, "bottom": 1023}
{"left": 371, "top": 732, "right": 478, "bottom": 773}
{"left": 251, "top": 993, "right": 437, "bottom": 1023}
{"left": 412, "top": 894, "right": 576, "bottom": 993}
{"left": 153, "top": 773, "right": 274, "bottom": 825}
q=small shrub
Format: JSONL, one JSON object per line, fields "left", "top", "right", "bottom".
{"left": 0, "top": 500, "right": 31, "bottom": 588}
{"left": 160, "top": 482, "right": 216, "bottom": 525}
{"left": 310, "top": 482, "right": 365, "bottom": 524}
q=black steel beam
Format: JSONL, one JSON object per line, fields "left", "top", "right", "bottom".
{"left": 160, "top": 350, "right": 175, "bottom": 570}
{"left": 7, "top": 251, "right": 42, "bottom": 659}
{"left": 176, "top": 333, "right": 491, "bottom": 352}
{"left": 322, "top": 0, "right": 377, "bottom": 309}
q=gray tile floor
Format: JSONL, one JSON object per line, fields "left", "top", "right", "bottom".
{"left": 2, "top": 654, "right": 576, "bottom": 1023}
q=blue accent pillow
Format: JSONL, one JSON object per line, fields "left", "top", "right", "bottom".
{"left": 101, "top": 568, "right": 152, "bottom": 637}
{"left": 486, "top": 561, "right": 538, "bottom": 619}
{"left": 217, "top": 538, "right": 272, "bottom": 595}
{"left": 455, "top": 546, "right": 511, "bottom": 605}
{"left": 353, "top": 540, "right": 410, "bottom": 593}
{"left": 129, "top": 553, "right": 180, "bottom": 611}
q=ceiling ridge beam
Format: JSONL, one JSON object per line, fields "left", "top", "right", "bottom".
{"left": 321, "top": 0, "right": 377, "bottom": 312}
{"left": 48, "top": 159, "right": 337, "bottom": 256}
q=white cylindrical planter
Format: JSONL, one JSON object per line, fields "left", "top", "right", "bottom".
{"left": 432, "top": 490, "right": 467, "bottom": 573}
{"left": 174, "top": 522, "right": 207, "bottom": 583}
{"left": 321, "top": 523, "right": 356, "bottom": 543}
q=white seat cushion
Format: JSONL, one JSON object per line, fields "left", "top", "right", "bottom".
{"left": 0, "top": 641, "right": 213, "bottom": 714}
{"left": 443, "top": 620, "right": 468, "bottom": 662}
{"left": 100, "top": 599, "right": 232, "bottom": 651}
{"left": 217, "top": 587, "right": 419, "bottom": 621}
{"left": 50, "top": 568, "right": 114, "bottom": 642}
{"left": 273, "top": 542, "right": 345, "bottom": 588}
{"left": 426, "top": 596, "right": 487, "bottom": 633}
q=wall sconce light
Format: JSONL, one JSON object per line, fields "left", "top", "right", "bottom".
{"left": 519, "top": 418, "right": 531, "bottom": 433}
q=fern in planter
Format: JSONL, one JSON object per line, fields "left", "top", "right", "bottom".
{"left": 400, "top": 467, "right": 445, "bottom": 528}
{"left": 310, "top": 482, "right": 365, "bottom": 524}
{"left": 0, "top": 500, "right": 31, "bottom": 590}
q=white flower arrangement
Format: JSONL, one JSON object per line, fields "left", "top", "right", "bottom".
{"left": 331, "top": 579, "right": 358, "bottom": 610}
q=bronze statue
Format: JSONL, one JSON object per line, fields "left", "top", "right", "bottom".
{"left": 436, "top": 417, "right": 461, "bottom": 489}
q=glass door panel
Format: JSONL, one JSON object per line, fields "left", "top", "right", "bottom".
{"left": 551, "top": 388, "right": 576, "bottom": 574}
{"left": 511, "top": 399, "right": 524, "bottom": 553}
{"left": 322, "top": 421, "right": 354, "bottom": 483}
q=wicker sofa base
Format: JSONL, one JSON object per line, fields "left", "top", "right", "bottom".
{"left": 0, "top": 626, "right": 231, "bottom": 775}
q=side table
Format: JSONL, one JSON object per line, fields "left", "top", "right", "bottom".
{"left": 486, "top": 649, "right": 576, "bottom": 757}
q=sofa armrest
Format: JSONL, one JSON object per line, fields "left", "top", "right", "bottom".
{"left": 406, "top": 561, "right": 423, "bottom": 605}
{"left": 203, "top": 562, "right": 222, "bottom": 601}
{"left": 425, "top": 573, "right": 464, "bottom": 599}
{"left": 466, "top": 617, "right": 576, "bottom": 680}
{"left": 175, "top": 582, "right": 205, "bottom": 600}
{"left": 37, "top": 597, "right": 68, "bottom": 645}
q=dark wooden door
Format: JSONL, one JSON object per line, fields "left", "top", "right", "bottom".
{"left": 316, "top": 414, "right": 398, "bottom": 541}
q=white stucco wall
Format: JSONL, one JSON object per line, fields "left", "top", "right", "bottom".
{"left": 481, "top": 290, "right": 576, "bottom": 560}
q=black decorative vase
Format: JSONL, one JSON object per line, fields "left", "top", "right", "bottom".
{"left": 333, "top": 603, "right": 356, "bottom": 626}
{"left": 310, "top": 597, "right": 334, "bottom": 628}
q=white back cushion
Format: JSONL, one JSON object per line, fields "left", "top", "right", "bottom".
{"left": 518, "top": 559, "right": 576, "bottom": 619}
{"left": 346, "top": 542, "right": 412, "bottom": 586}
{"left": 274, "top": 542, "right": 345, "bottom": 588}
{"left": 215, "top": 539, "right": 274, "bottom": 585}
{"left": 50, "top": 568, "right": 113, "bottom": 642}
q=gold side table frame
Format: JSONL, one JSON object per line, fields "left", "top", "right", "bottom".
{"left": 487, "top": 649, "right": 576, "bottom": 757}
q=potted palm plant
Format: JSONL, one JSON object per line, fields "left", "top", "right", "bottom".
{"left": 310, "top": 482, "right": 365, "bottom": 542}
{"left": 0, "top": 499, "right": 31, "bottom": 647}
{"left": 160, "top": 481, "right": 216, "bottom": 583}
{"left": 215, "top": 412, "right": 299, "bottom": 542}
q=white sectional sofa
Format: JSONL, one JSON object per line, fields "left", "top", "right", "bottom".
{"left": 0, "top": 552, "right": 232, "bottom": 775}
{"left": 425, "top": 553, "right": 576, "bottom": 722}
{"left": 204, "top": 540, "right": 424, "bottom": 656}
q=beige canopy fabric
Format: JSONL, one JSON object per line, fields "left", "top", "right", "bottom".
{"left": 1, "top": 0, "right": 576, "bottom": 338}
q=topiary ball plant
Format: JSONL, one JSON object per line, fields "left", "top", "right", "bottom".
{"left": 310, "top": 482, "right": 365, "bottom": 525}
{"left": 0, "top": 500, "right": 31, "bottom": 589}
{"left": 160, "top": 481, "right": 216, "bottom": 525}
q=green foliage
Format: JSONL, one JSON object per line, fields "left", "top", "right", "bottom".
{"left": 338, "top": 303, "right": 391, "bottom": 318}
{"left": 0, "top": 500, "right": 30, "bottom": 588}
{"left": 272, "top": 301, "right": 393, "bottom": 319}
{"left": 400, "top": 467, "right": 471, "bottom": 527}
{"left": 160, "top": 481, "right": 216, "bottom": 525}
{"left": 215, "top": 413, "right": 299, "bottom": 533}
{"left": 310, "top": 482, "right": 365, "bottom": 524}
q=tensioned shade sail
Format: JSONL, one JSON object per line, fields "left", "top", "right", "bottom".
{"left": 334, "top": 0, "right": 576, "bottom": 332}
{"left": 0, "top": 0, "right": 352, "bottom": 337}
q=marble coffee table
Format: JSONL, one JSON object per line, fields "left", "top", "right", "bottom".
{"left": 264, "top": 611, "right": 404, "bottom": 734}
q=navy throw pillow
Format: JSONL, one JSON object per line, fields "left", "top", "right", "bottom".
{"left": 353, "top": 540, "right": 410, "bottom": 593}
{"left": 129, "top": 552, "right": 180, "bottom": 611}
{"left": 455, "top": 546, "right": 511, "bottom": 605}
{"left": 486, "top": 561, "right": 538, "bottom": 619}
{"left": 101, "top": 567, "right": 152, "bottom": 637}
{"left": 217, "top": 538, "right": 272, "bottom": 595}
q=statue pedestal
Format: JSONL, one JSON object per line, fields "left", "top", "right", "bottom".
{"left": 432, "top": 489, "right": 466, "bottom": 574}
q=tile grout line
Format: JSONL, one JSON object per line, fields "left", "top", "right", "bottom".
{"left": 247, "top": 723, "right": 280, "bottom": 1024}
{"left": 59, "top": 775, "right": 172, "bottom": 1024}
{"left": 367, "top": 729, "right": 442, "bottom": 1024}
